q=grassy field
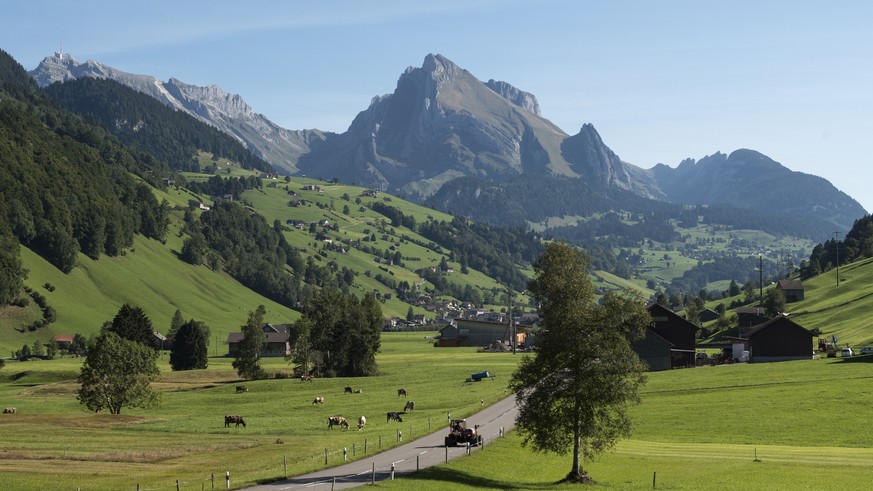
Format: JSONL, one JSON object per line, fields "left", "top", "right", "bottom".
{"left": 374, "top": 355, "right": 873, "bottom": 490}
{"left": 5, "top": 328, "right": 873, "bottom": 490}
{"left": 0, "top": 332, "right": 518, "bottom": 490}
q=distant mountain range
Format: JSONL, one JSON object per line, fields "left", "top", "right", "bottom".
{"left": 31, "top": 52, "right": 867, "bottom": 233}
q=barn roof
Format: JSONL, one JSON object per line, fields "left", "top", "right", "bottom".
{"left": 777, "top": 279, "right": 804, "bottom": 291}
{"left": 227, "top": 332, "right": 289, "bottom": 343}
{"left": 745, "top": 314, "right": 812, "bottom": 338}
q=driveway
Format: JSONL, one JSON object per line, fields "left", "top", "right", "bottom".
{"left": 244, "top": 395, "right": 519, "bottom": 490}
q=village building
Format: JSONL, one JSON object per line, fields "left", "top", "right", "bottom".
{"left": 437, "top": 318, "right": 525, "bottom": 349}
{"left": 777, "top": 279, "right": 805, "bottom": 303}
{"left": 726, "top": 315, "right": 814, "bottom": 362}
{"left": 639, "top": 303, "right": 699, "bottom": 369}
{"left": 226, "top": 323, "right": 290, "bottom": 357}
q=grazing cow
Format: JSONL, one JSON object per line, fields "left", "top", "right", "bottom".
{"left": 301, "top": 375, "right": 314, "bottom": 382}
{"left": 404, "top": 400, "right": 415, "bottom": 412}
{"left": 386, "top": 411, "right": 403, "bottom": 423}
{"left": 312, "top": 396, "right": 325, "bottom": 404}
{"left": 235, "top": 385, "right": 248, "bottom": 393}
{"left": 397, "top": 388, "right": 407, "bottom": 397}
{"left": 224, "top": 415, "right": 246, "bottom": 428}
{"left": 3, "top": 407, "right": 16, "bottom": 414}
{"left": 353, "top": 389, "right": 363, "bottom": 394}
{"left": 328, "top": 416, "right": 349, "bottom": 429}
{"left": 344, "top": 386, "right": 353, "bottom": 394}
{"left": 358, "top": 415, "right": 366, "bottom": 430}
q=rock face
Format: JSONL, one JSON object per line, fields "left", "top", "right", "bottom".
{"left": 29, "top": 53, "right": 325, "bottom": 173}
{"left": 296, "top": 53, "right": 646, "bottom": 199}
{"left": 484, "top": 79, "right": 541, "bottom": 116}
{"left": 648, "top": 149, "right": 866, "bottom": 230}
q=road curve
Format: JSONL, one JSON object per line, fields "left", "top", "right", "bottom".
{"left": 244, "top": 395, "right": 519, "bottom": 490}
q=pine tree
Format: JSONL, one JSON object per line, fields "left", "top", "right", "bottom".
{"left": 170, "top": 320, "right": 209, "bottom": 371}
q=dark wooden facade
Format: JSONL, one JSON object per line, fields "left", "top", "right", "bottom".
{"left": 777, "top": 279, "right": 805, "bottom": 303}
{"left": 746, "top": 315, "right": 814, "bottom": 362}
{"left": 631, "top": 328, "right": 674, "bottom": 372}
{"left": 647, "top": 303, "right": 699, "bottom": 367}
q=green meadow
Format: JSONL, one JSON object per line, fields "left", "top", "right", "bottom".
{"left": 0, "top": 332, "right": 516, "bottom": 490}
{"left": 375, "top": 355, "right": 873, "bottom": 491}
{"left": 3, "top": 331, "right": 873, "bottom": 490}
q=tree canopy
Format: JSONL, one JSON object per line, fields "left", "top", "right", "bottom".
{"left": 169, "top": 319, "right": 209, "bottom": 371}
{"left": 77, "top": 331, "right": 160, "bottom": 414}
{"left": 233, "top": 306, "right": 267, "bottom": 380}
{"left": 509, "top": 242, "right": 651, "bottom": 483}
{"left": 105, "top": 304, "right": 155, "bottom": 348}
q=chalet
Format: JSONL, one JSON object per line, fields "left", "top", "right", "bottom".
{"left": 735, "top": 306, "right": 769, "bottom": 334}
{"left": 53, "top": 334, "right": 73, "bottom": 350}
{"left": 438, "top": 318, "right": 525, "bottom": 349}
{"left": 361, "top": 189, "right": 380, "bottom": 197}
{"left": 226, "top": 323, "right": 290, "bottom": 357}
{"left": 631, "top": 328, "right": 675, "bottom": 372}
{"left": 188, "top": 199, "right": 210, "bottom": 211}
{"left": 153, "top": 331, "right": 168, "bottom": 350}
{"left": 412, "top": 314, "right": 427, "bottom": 325}
{"left": 698, "top": 308, "right": 720, "bottom": 323}
{"left": 646, "top": 303, "right": 699, "bottom": 368}
{"left": 727, "top": 315, "right": 814, "bottom": 363}
{"left": 777, "top": 279, "right": 805, "bottom": 303}
{"left": 302, "top": 185, "right": 322, "bottom": 192}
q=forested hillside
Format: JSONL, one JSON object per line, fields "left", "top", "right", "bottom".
{"left": 0, "top": 50, "right": 168, "bottom": 278}
{"left": 43, "top": 76, "right": 273, "bottom": 173}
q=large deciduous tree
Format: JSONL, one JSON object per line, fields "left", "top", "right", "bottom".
{"left": 509, "top": 242, "right": 652, "bottom": 483}
{"left": 299, "top": 288, "right": 382, "bottom": 377}
{"left": 169, "top": 319, "right": 209, "bottom": 371}
{"left": 233, "top": 306, "right": 267, "bottom": 380}
{"left": 77, "top": 331, "right": 160, "bottom": 414}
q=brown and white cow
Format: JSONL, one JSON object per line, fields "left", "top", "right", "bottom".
{"left": 358, "top": 415, "right": 366, "bottom": 430}
{"left": 3, "top": 407, "right": 16, "bottom": 414}
{"left": 224, "top": 415, "right": 246, "bottom": 427}
{"left": 312, "top": 396, "right": 325, "bottom": 404}
{"left": 328, "top": 416, "right": 349, "bottom": 429}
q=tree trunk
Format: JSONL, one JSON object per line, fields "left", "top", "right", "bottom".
{"left": 567, "top": 401, "right": 593, "bottom": 484}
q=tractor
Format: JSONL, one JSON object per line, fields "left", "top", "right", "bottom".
{"left": 445, "top": 419, "right": 483, "bottom": 447}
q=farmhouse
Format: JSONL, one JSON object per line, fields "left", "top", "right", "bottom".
{"left": 646, "top": 303, "right": 699, "bottom": 368}
{"left": 53, "top": 334, "right": 73, "bottom": 350}
{"left": 777, "top": 279, "right": 805, "bottom": 303}
{"left": 438, "top": 318, "right": 524, "bottom": 349}
{"left": 226, "top": 323, "right": 291, "bottom": 357}
{"left": 631, "top": 328, "right": 675, "bottom": 372}
{"left": 735, "top": 306, "right": 768, "bottom": 331}
{"left": 727, "top": 314, "right": 814, "bottom": 363}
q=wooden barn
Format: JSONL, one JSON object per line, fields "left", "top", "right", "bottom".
{"left": 735, "top": 306, "right": 769, "bottom": 334}
{"left": 777, "top": 279, "right": 805, "bottom": 303}
{"left": 646, "top": 303, "right": 699, "bottom": 368}
{"left": 226, "top": 323, "right": 291, "bottom": 357}
{"left": 730, "top": 315, "right": 814, "bottom": 362}
{"left": 438, "top": 318, "right": 524, "bottom": 348}
{"left": 631, "top": 328, "right": 675, "bottom": 372}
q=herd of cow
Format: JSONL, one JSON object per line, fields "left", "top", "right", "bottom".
{"left": 225, "top": 383, "right": 415, "bottom": 431}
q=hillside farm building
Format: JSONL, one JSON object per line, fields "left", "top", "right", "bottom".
{"left": 438, "top": 318, "right": 525, "bottom": 349}
{"left": 727, "top": 315, "right": 814, "bottom": 363}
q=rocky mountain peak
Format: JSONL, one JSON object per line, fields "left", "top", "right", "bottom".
{"left": 485, "top": 79, "right": 541, "bottom": 116}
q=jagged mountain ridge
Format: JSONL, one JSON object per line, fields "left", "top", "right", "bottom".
{"left": 29, "top": 52, "right": 866, "bottom": 232}
{"left": 30, "top": 52, "right": 326, "bottom": 172}
{"left": 295, "top": 54, "right": 655, "bottom": 200}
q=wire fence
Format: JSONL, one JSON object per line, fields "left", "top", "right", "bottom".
{"left": 67, "top": 396, "right": 512, "bottom": 490}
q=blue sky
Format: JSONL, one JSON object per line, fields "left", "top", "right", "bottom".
{"left": 3, "top": 0, "right": 871, "bottom": 214}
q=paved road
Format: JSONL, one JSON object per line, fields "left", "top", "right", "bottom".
{"left": 245, "top": 395, "right": 519, "bottom": 490}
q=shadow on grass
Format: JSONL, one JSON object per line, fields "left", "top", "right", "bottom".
{"left": 401, "top": 466, "right": 562, "bottom": 490}
{"left": 834, "top": 354, "right": 873, "bottom": 364}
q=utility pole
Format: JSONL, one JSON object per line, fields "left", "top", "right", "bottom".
{"left": 835, "top": 230, "right": 840, "bottom": 287}
{"left": 507, "top": 287, "right": 516, "bottom": 355}
{"left": 758, "top": 254, "right": 764, "bottom": 306}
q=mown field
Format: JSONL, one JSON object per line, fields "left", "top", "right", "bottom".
{"left": 375, "top": 354, "right": 873, "bottom": 490}
{"left": 5, "top": 328, "right": 873, "bottom": 490}
{"left": 0, "top": 332, "right": 517, "bottom": 490}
